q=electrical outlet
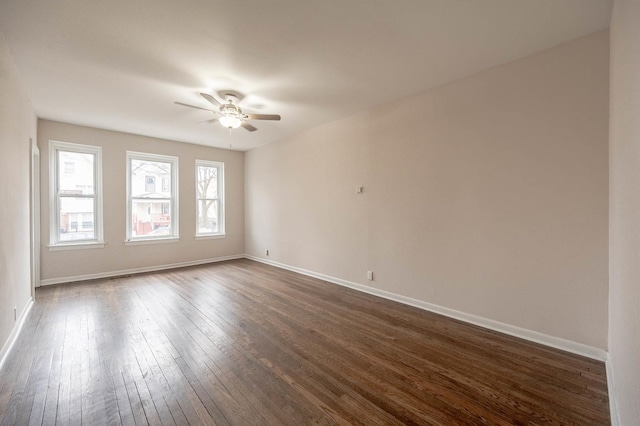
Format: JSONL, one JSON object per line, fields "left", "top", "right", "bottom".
{"left": 265, "top": 249, "right": 269, "bottom": 256}
{"left": 367, "top": 271, "right": 374, "bottom": 281}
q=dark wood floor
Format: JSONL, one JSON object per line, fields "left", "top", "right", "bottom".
{"left": 0, "top": 259, "right": 610, "bottom": 425}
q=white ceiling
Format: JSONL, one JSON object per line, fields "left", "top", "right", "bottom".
{"left": 0, "top": 0, "right": 612, "bottom": 151}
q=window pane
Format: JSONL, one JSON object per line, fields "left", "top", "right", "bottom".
{"left": 58, "top": 151, "right": 94, "bottom": 195}
{"left": 197, "top": 166, "right": 218, "bottom": 199}
{"left": 59, "top": 197, "right": 95, "bottom": 241}
{"left": 131, "top": 200, "right": 171, "bottom": 237}
{"left": 131, "top": 159, "right": 172, "bottom": 198}
{"left": 198, "top": 199, "right": 219, "bottom": 234}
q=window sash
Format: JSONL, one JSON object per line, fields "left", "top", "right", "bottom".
{"left": 195, "top": 161, "right": 224, "bottom": 236}
{"left": 126, "top": 152, "right": 179, "bottom": 241}
{"left": 58, "top": 194, "right": 95, "bottom": 199}
{"left": 49, "top": 140, "right": 102, "bottom": 247}
{"left": 131, "top": 196, "right": 172, "bottom": 201}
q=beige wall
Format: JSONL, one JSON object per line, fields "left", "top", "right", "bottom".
{"left": 245, "top": 31, "right": 610, "bottom": 349}
{"left": 609, "top": 0, "right": 640, "bottom": 423}
{"left": 38, "top": 120, "right": 244, "bottom": 281}
{"left": 0, "top": 36, "right": 37, "bottom": 352}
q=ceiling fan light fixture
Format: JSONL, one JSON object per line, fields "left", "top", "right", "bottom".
{"left": 219, "top": 115, "right": 242, "bottom": 129}
{"left": 176, "top": 92, "right": 281, "bottom": 133}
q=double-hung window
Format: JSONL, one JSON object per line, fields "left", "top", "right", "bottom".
{"left": 126, "top": 152, "right": 178, "bottom": 242}
{"left": 196, "top": 160, "right": 224, "bottom": 237}
{"left": 49, "top": 141, "right": 103, "bottom": 249}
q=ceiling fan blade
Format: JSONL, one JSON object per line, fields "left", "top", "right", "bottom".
{"left": 199, "top": 117, "right": 219, "bottom": 124}
{"left": 174, "top": 101, "right": 217, "bottom": 113}
{"left": 200, "top": 93, "right": 222, "bottom": 107}
{"left": 246, "top": 114, "right": 281, "bottom": 121}
{"left": 241, "top": 122, "right": 258, "bottom": 132}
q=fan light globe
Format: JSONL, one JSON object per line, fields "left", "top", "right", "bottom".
{"left": 219, "top": 116, "right": 242, "bottom": 129}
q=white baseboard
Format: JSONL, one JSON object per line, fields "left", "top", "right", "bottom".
{"left": 39, "top": 254, "right": 245, "bottom": 286}
{"left": 606, "top": 355, "right": 619, "bottom": 426}
{"left": 245, "top": 255, "right": 608, "bottom": 362}
{"left": 0, "top": 297, "right": 34, "bottom": 373}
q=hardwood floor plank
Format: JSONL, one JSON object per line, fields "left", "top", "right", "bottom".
{"left": 38, "top": 342, "right": 63, "bottom": 426}
{"left": 112, "top": 369, "right": 136, "bottom": 426}
{"left": 0, "top": 259, "right": 610, "bottom": 425}
{"left": 121, "top": 363, "right": 158, "bottom": 426}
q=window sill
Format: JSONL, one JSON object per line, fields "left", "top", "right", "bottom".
{"left": 195, "top": 234, "right": 226, "bottom": 241}
{"left": 48, "top": 242, "right": 106, "bottom": 251}
{"left": 124, "top": 237, "right": 180, "bottom": 246}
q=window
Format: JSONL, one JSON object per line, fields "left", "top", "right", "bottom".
{"left": 49, "top": 140, "right": 103, "bottom": 248}
{"left": 127, "top": 152, "right": 178, "bottom": 242}
{"left": 196, "top": 160, "right": 224, "bottom": 237}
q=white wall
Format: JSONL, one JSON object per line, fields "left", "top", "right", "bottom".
{"left": 38, "top": 120, "right": 244, "bottom": 282}
{"left": 0, "top": 36, "right": 37, "bottom": 355}
{"left": 245, "top": 31, "right": 610, "bottom": 349}
{"left": 609, "top": 0, "right": 640, "bottom": 423}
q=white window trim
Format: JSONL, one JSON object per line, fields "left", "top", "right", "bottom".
{"left": 194, "top": 234, "right": 226, "bottom": 241}
{"left": 48, "top": 242, "right": 106, "bottom": 251}
{"left": 124, "top": 237, "right": 180, "bottom": 246}
{"left": 126, "top": 151, "right": 179, "bottom": 242}
{"left": 195, "top": 160, "right": 225, "bottom": 237}
{"left": 48, "top": 140, "right": 104, "bottom": 250}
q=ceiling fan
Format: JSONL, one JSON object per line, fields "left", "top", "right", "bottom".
{"left": 175, "top": 92, "right": 281, "bottom": 132}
